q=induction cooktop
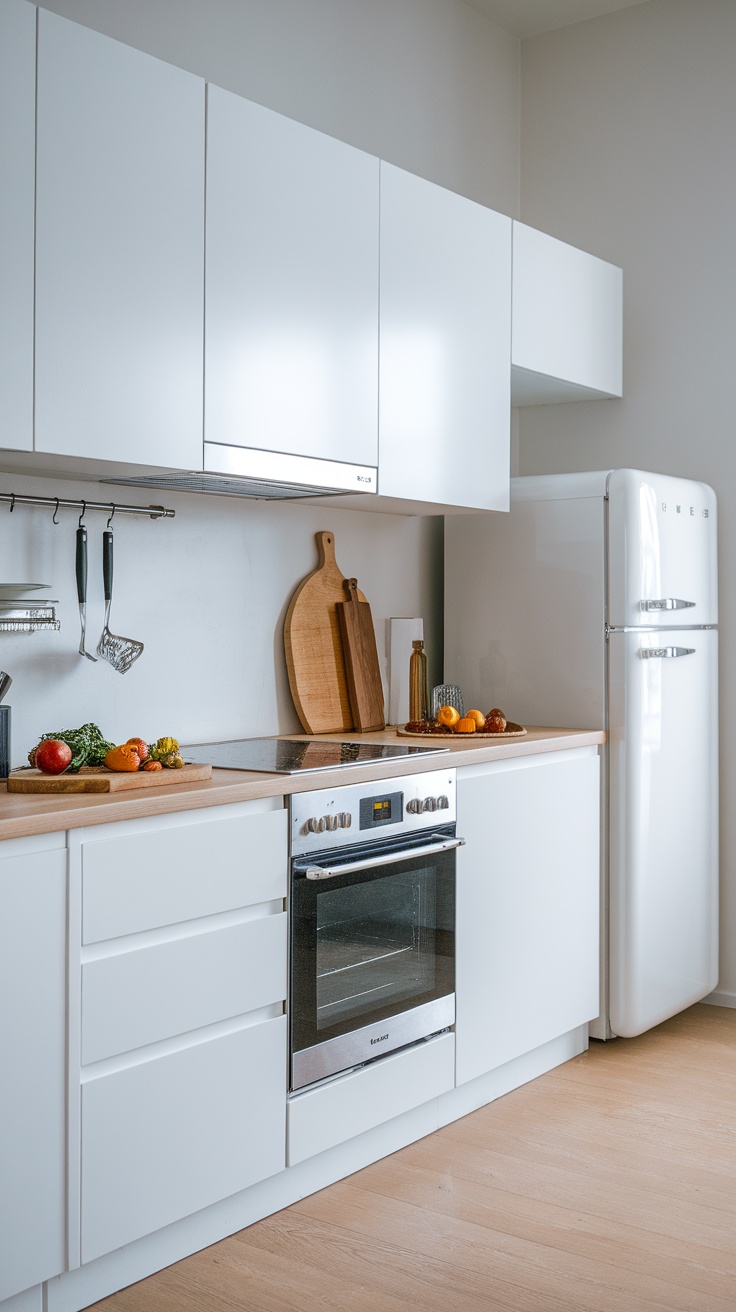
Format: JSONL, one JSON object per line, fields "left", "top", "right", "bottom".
{"left": 183, "top": 736, "right": 450, "bottom": 775}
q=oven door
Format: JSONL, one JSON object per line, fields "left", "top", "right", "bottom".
{"left": 290, "top": 826, "right": 459, "bottom": 1092}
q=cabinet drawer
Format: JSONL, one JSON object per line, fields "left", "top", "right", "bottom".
{"left": 287, "top": 1032, "right": 455, "bottom": 1166}
{"left": 82, "top": 911, "right": 287, "bottom": 1064}
{"left": 81, "top": 1015, "right": 287, "bottom": 1263}
{"left": 82, "top": 807, "right": 287, "bottom": 943}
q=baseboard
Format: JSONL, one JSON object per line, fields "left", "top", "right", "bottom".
{"left": 701, "top": 989, "right": 736, "bottom": 1009}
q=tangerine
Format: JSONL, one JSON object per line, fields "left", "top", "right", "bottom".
{"left": 437, "top": 705, "right": 460, "bottom": 728}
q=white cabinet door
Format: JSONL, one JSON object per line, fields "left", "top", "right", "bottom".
{"left": 0, "top": 0, "right": 35, "bottom": 453}
{"left": 511, "top": 221, "right": 623, "bottom": 404}
{"left": 205, "top": 86, "right": 378, "bottom": 470}
{"left": 378, "top": 162, "right": 511, "bottom": 511}
{"left": 35, "top": 12, "right": 205, "bottom": 469}
{"left": 455, "top": 750, "right": 600, "bottom": 1087}
{"left": 81, "top": 1015, "right": 287, "bottom": 1263}
{"left": 0, "top": 835, "right": 67, "bottom": 1303}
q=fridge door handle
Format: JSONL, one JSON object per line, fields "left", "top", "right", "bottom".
{"left": 641, "top": 597, "right": 696, "bottom": 611}
{"left": 639, "top": 646, "right": 696, "bottom": 660}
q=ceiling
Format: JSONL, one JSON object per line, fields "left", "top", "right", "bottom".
{"left": 463, "top": 0, "right": 651, "bottom": 39}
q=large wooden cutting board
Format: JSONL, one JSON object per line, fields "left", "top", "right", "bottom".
{"left": 337, "top": 578, "right": 385, "bottom": 732}
{"left": 284, "top": 530, "right": 367, "bottom": 734}
{"left": 7, "top": 762, "right": 212, "bottom": 793}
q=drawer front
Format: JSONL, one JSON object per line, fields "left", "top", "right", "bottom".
{"left": 287, "top": 1031, "right": 455, "bottom": 1166}
{"left": 82, "top": 912, "right": 287, "bottom": 1064}
{"left": 82, "top": 807, "right": 287, "bottom": 943}
{"left": 81, "top": 1015, "right": 287, "bottom": 1263}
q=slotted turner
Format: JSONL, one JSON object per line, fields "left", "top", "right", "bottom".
{"left": 96, "top": 529, "right": 144, "bottom": 674}
{"left": 76, "top": 525, "right": 97, "bottom": 662}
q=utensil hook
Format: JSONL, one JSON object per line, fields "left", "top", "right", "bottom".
{"left": 106, "top": 503, "right": 116, "bottom": 531}
{"left": 52, "top": 497, "right": 60, "bottom": 525}
{"left": 78, "top": 500, "right": 87, "bottom": 528}
{"left": 9, "top": 494, "right": 15, "bottom": 513}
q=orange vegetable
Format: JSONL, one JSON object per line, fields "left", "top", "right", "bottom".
{"left": 142, "top": 759, "right": 163, "bottom": 772}
{"left": 466, "top": 709, "right": 485, "bottom": 728}
{"left": 454, "top": 716, "right": 477, "bottom": 734}
{"left": 104, "top": 743, "right": 141, "bottom": 772}
{"left": 437, "top": 705, "right": 460, "bottom": 728}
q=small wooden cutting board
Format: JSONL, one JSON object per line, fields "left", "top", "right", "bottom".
{"left": 7, "top": 762, "right": 212, "bottom": 793}
{"left": 337, "top": 578, "right": 385, "bottom": 732}
{"left": 284, "top": 531, "right": 367, "bottom": 734}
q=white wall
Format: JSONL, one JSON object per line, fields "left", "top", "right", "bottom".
{"left": 518, "top": 0, "right": 736, "bottom": 1001}
{"left": 0, "top": 0, "right": 520, "bottom": 762}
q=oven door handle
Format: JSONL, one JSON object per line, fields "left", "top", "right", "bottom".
{"left": 299, "top": 836, "right": 466, "bottom": 880}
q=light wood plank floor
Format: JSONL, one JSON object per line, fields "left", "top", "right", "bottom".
{"left": 93, "top": 1004, "right": 736, "bottom": 1311}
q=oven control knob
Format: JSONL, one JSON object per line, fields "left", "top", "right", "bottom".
{"left": 338, "top": 812, "right": 352, "bottom": 828}
{"left": 325, "top": 814, "right": 339, "bottom": 831}
{"left": 302, "top": 817, "right": 319, "bottom": 835}
{"left": 406, "top": 798, "right": 423, "bottom": 815}
{"left": 437, "top": 795, "right": 449, "bottom": 810}
{"left": 422, "top": 796, "right": 438, "bottom": 812}
{"left": 316, "top": 817, "right": 326, "bottom": 834}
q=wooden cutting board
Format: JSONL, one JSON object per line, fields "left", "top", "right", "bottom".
{"left": 7, "top": 762, "right": 212, "bottom": 793}
{"left": 284, "top": 530, "right": 367, "bottom": 734}
{"left": 337, "top": 578, "right": 385, "bottom": 732}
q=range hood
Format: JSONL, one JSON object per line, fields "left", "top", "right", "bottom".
{"left": 100, "top": 443, "right": 378, "bottom": 501}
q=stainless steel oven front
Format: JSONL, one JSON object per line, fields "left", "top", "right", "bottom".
{"left": 289, "top": 769, "right": 461, "bottom": 1092}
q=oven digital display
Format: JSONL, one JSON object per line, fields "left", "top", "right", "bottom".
{"left": 359, "top": 791, "right": 403, "bottom": 830}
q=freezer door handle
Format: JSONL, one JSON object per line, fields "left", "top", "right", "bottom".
{"left": 639, "top": 646, "right": 696, "bottom": 660}
{"left": 641, "top": 597, "right": 696, "bottom": 611}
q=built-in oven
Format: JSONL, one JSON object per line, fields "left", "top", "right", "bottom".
{"left": 289, "top": 769, "right": 461, "bottom": 1093}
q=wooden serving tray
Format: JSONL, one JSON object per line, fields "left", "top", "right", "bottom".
{"left": 7, "top": 762, "right": 212, "bottom": 794}
{"left": 396, "top": 724, "right": 527, "bottom": 741}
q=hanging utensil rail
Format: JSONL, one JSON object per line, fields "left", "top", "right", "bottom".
{"left": 1, "top": 492, "right": 174, "bottom": 519}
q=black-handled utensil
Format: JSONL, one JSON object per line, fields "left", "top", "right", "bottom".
{"left": 76, "top": 525, "right": 97, "bottom": 662}
{"left": 96, "top": 529, "right": 144, "bottom": 674}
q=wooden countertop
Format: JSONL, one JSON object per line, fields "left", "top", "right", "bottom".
{"left": 0, "top": 726, "right": 605, "bottom": 842}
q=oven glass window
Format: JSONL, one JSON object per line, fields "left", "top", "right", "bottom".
{"left": 315, "top": 868, "right": 438, "bottom": 1030}
{"left": 291, "top": 844, "right": 455, "bottom": 1060}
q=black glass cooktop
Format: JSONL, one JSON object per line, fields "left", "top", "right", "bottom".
{"left": 183, "top": 737, "right": 449, "bottom": 775}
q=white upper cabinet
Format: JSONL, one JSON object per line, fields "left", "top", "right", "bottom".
{"left": 512, "top": 221, "right": 622, "bottom": 404}
{"left": 378, "top": 162, "right": 511, "bottom": 512}
{"left": 0, "top": 0, "right": 35, "bottom": 453}
{"left": 34, "top": 12, "right": 205, "bottom": 469}
{"left": 205, "top": 86, "right": 379, "bottom": 472}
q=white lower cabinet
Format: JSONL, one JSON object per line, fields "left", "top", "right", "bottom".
{"left": 76, "top": 799, "right": 289, "bottom": 1265}
{"left": 455, "top": 750, "right": 600, "bottom": 1087}
{"left": 81, "top": 1016, "right": 286, "bottom": 1264}
{"left": 0, "top": 834, "right": 67, "bottom": 1304}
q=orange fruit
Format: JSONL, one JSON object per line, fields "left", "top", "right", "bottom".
{"left": 454, "top": 716, "right": 477, "bottom": 734}
{"left": 437, "top": 705, "right": 460, "bottom": 728}
{"left": 466, "top": 709, "right": 485, "bottom": 728}
{"left": 104, "top": 743, "right": 141, "bottom": 772}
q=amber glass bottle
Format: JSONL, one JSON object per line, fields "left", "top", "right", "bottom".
{"left": 409, "top": 639, "right": 429, "bottom": 723}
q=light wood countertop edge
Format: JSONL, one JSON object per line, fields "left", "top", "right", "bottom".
{"left": 0, "top": 727, "right": 605, "bottom": 842}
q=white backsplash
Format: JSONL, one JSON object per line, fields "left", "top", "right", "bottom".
{"left": 0, "top": 470, "right": 443, "bottom": 768}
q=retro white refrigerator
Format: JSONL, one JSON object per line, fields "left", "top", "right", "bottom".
{"left": 444, "top": 468, "right": 719, "bottom": 1039}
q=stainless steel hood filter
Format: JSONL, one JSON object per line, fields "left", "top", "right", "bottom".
{"left": 100, "top": 444, "right": 377, "bottom": 502}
